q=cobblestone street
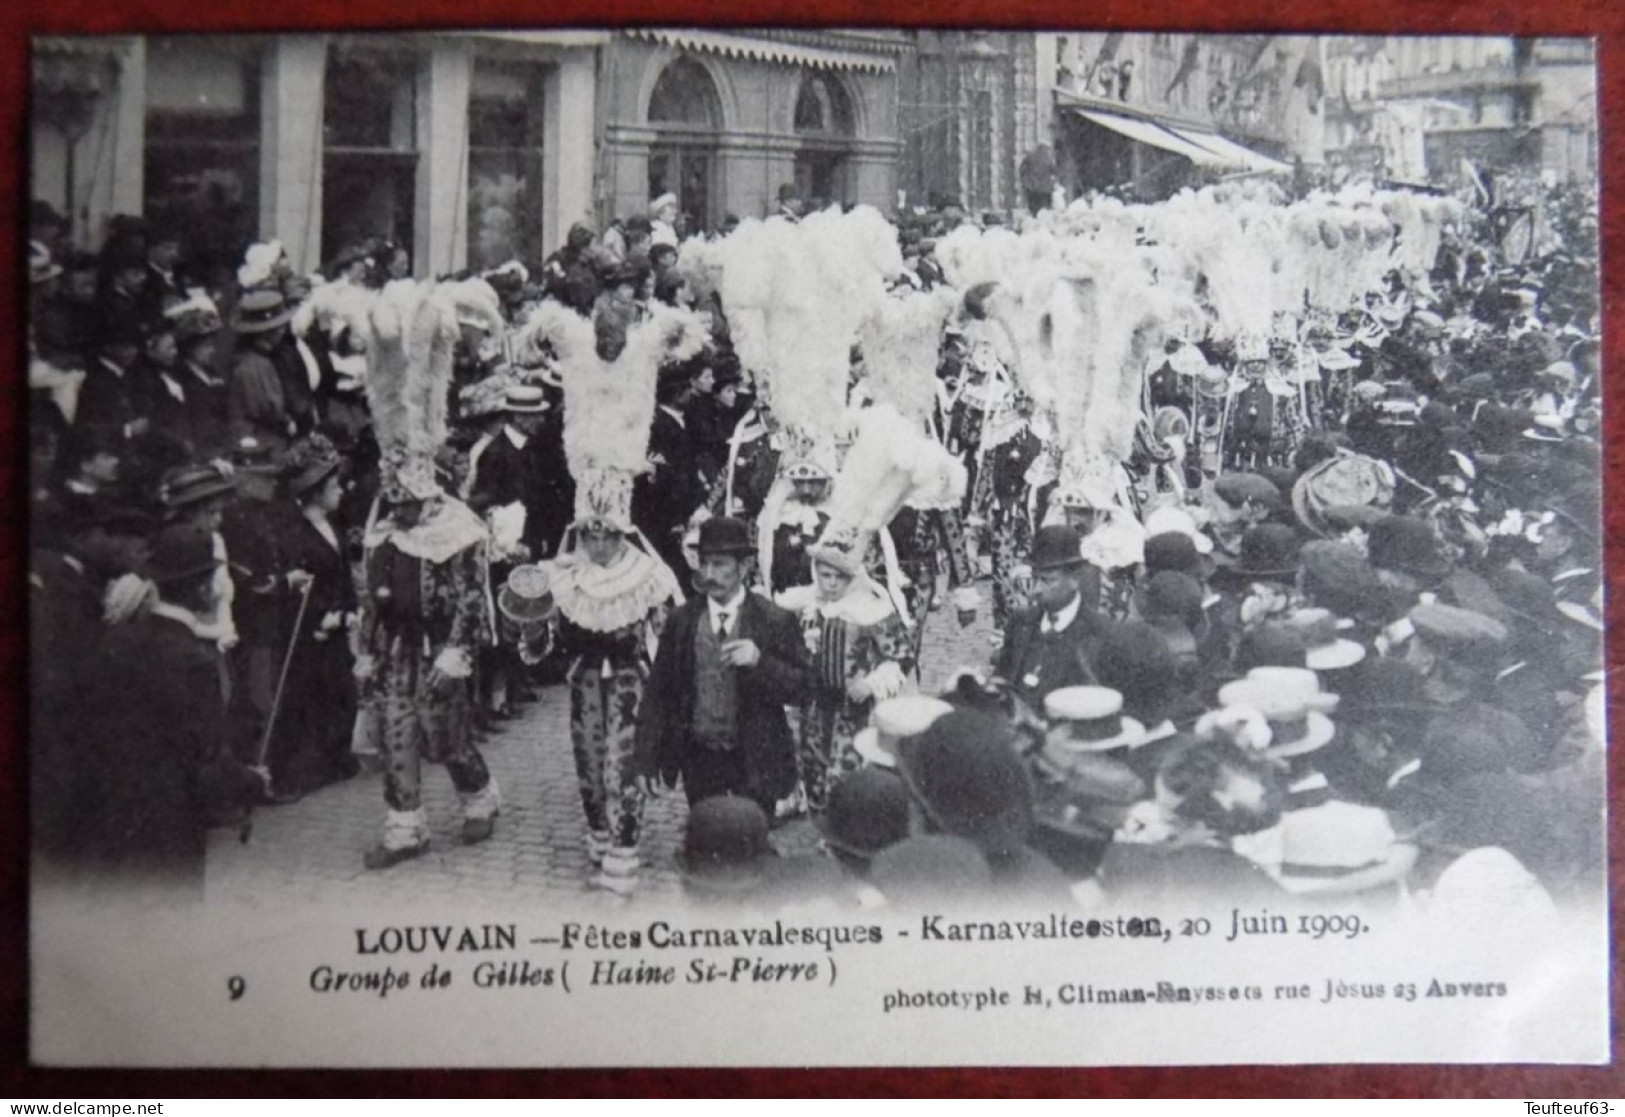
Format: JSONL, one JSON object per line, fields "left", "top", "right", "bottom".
{"left": 207, "top": 584, "right": 999, "bottom": 909}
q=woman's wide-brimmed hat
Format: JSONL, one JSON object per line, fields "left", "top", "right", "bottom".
{"left": 283, "top": 434, "right": 344, "bottom": 498}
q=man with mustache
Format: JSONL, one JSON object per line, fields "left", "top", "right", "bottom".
{"left": 636, "top": 516, "right": 813, "bottom": 819}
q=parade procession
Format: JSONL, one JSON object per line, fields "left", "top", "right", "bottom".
{"left": 27, "top": 114, "right": 1606, "bottom": 919}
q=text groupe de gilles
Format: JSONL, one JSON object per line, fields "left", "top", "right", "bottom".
{"left": 309, "top": 914, "right": 1169, "bottom": 997}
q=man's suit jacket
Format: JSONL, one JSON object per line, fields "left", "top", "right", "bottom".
{"left": 994, "top": 601, "right": 1108, "bottom": 708}
{"left": 636, "top": 590, "right": 812, "bottom": 803}
{"left": 467, "top": 429, "right": 564, "bottom": 557}
{"left": 637, "top": 408, "right": 704, "bottom": 539}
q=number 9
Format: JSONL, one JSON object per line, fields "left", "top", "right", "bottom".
{"left": 228, "top": 976, "right": 246, "bottom": 1001}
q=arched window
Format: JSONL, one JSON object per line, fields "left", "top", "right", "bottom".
{"left": 792, "top": 73, "right": 854, "bottom": 137}
{"left": 648, "top": 56, "right": 721, "bottom": 128}
{"left": 792, "top": 72, "right": 856, "bottom": 210}
{"left": 647, "top": 56, "right": 721, "bottom": 234}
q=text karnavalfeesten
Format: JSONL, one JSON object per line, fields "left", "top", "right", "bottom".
{"left": 354, "top": 913, "right": 1167, "bottom": 956}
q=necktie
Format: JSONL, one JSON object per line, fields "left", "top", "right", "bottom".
{"left": 716, "top": 611, "right": 731, "bottom": 637}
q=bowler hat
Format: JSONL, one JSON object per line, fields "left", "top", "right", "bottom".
{"left": 1143, "top": 531, "right": 1202, "bottom": 577}
{"left": 1338, "top": 657, "right": 1437, "bottom": 716}
{"left": 1366, "top": 515, "right": 1450, "bottom": 580}
{"left": 1091, "top": 623, "right": 1182, "bottom": 726}
{"left": 1213, "top": 472, "right": 1282, "bottom": 510}
{"left": 1139, "top": 570, "right": 1206, "bottom": 629}
{"left": 869, "top": 836, "right": 994, "bottom": 907}
{"left": 144, "top": 522, "right": 220, "bottom": 584}
{"left": 676, "top": 795, "right": 771, "bottom": 893}
{"left": 1029, "top": 524, "right": 1085, "bottom": 571}
{"left": 896, "top": 709, "right": 1034, "bottom": 859}
{"left": 1422, "top": 706, "right": 1536, "bottom": 781}
{"left": 697, "top": 516, "right": 754, "bottom": 557}
{"left": 1226, "top": 524, "right": 1302, "bottom": 581}
{"left": 816, "top": 768, "right": 911, "bottom": 858}
{"left": 1299, "top": 541, "right": 1386, "bottom": 624}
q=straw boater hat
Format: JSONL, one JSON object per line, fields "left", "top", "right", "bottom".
{"left": 1039, "top": 687, "right": 1147, "bottom": 765}
{"left": 1286, "top": 606, "right": 1366, "bottom": 672}
{"left": 236, "top": 289, "right": 297, "bottom": 334}
{"left": 1217, "top": 670, "right": 1338, "bottom": 759}
{"left": 501, "top": 384, "right": 549, "bottom": 414}
{"left": 853, "top": 695, "right": 954, "bottom": 769}
{"left": 1275, "top": 800, "right": 1418, "bottom": 896}
{"left": 1142, "top": 505, "right": 1214, "bottom": 556}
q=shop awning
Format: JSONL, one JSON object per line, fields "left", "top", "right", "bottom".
{"left": 627, "top": 28, "right": 896, "bottom": 73}
{"left": 1165, "top": 125, "right": 1293, "bottom": 175}
{"left": 458, "top": 30, "right": 612, "bottom": 50}
{"left": 1071, "top": 108, "right": 1228, "bottom": 168}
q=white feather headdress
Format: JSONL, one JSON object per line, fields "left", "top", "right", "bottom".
{"left": 517, "top": 300, "right": 706, "bottom": 529}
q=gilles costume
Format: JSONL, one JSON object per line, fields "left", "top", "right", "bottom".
{"left": 515, "top": 298, "right": 701, "bottom": 892}
{"left": 355, "top": 277, "right": 508, "bottom": 864}
{"left": 786, "top": 402, "right": 964, "bottom": 810}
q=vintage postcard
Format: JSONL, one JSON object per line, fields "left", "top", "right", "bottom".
{"left": 26, "top": 28, "right": 1608, "bottom": 1066}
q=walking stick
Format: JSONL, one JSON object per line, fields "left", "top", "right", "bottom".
{"left": 253, "top": 576, "right": 315, "bottom": 791}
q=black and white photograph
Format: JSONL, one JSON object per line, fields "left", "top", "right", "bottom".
{"left": 25, "top": 28, "right": 1609, "bottom": 1066}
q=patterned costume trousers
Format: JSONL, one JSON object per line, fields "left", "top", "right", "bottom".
{"left": 374, "top": 649, "right": 491, "bottom": 812}
{"left": 568, "top": 660, "right": 647, "bottom": 849}
{"left": 795, "top": 700, "right": 866, "bottom": 815}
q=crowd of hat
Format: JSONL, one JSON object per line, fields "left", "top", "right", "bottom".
{"left": 26, "top": 169, "right": 1607, "bottom": 913}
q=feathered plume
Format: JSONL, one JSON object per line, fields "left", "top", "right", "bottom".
{"left": 293, "top": 278, "right": 377, "bottom": 342}
{"left": 519, "top": 299, "right": 707, "bottom": 527}
{"left": 806, "top": 402, "right": 967, "bottom": 576}
{"left": 858, "top": 286, "right": 958, "bottom": 421}
{"left": 709, "top": 206, "right": 901, "bottom": 462}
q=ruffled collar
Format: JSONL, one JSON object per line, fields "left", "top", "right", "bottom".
{"left": 550, "top": 544, "right": 680, "bottom": 633}
{"left": 366, "top": 498, "right": 488, "bottom": 564}
{"left": 776, "top": 579, "right": 894, "bottom": 627}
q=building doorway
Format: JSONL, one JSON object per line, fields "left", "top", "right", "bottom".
{"left": 646, "top": 55, "right": 720, "bottom": 233}
{"left": 792, "top": 71, "right": 856, "bottom": 210}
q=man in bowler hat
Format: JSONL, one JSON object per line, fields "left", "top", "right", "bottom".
{"left": 994, "top": 524, "right": 1110, "bottom": 708}
{"left": 636, "top": 516, "right": 813, "bottom": 816}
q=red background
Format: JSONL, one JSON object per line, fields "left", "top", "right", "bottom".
{"left": 2, "top": 0, "right": 1622, "bottom": 1097}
